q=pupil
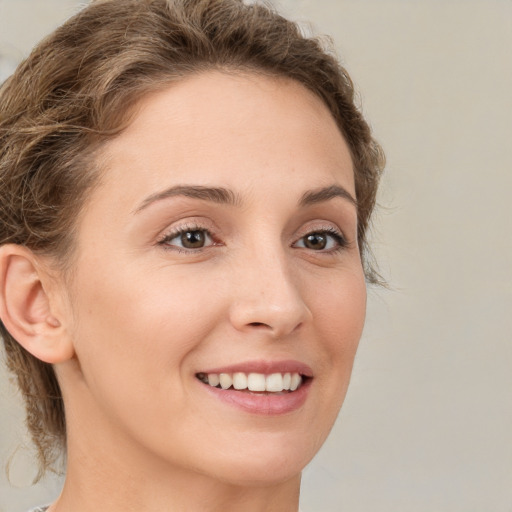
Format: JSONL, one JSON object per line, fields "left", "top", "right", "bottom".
{"left": 181, "top": 230, "right": 205, "bottom": 248}
{"left": 305, "top": 233, "right": 327, "bottom": 250}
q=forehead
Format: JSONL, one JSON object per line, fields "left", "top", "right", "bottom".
{"left": 93, "top": 71, "right": 354, "bottom": 210}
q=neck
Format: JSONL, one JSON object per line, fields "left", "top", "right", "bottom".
{"left": 53, "top": 451, "right": 301, "bottom": 512}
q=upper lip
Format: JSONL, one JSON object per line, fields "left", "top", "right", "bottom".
{"left": 197, "top": 360, "right": 313, "bottom": 378}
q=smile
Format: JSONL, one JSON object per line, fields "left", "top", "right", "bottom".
{"left": 195, "top": 361, "right": 313, "bottom": 415}
{"left": 196, "top": 372, "right": 304, "bottom": 393}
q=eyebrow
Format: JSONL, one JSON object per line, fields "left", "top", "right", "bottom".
{"left": 134, "top": 185, "right": 241, "bottom": 213}
{"left": 299, "top": 184, "right": 357, "bottom": 208}
{"left": 134, "top": 183, "right": 356, "bottom": 214}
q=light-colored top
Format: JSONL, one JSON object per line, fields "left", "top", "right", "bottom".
{"left": 29, "top": 506, "right": 303, "bottom": 511}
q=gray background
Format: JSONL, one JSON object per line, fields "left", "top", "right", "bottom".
{"left": 1, "top": 0, "right": 511, "bottom": 511}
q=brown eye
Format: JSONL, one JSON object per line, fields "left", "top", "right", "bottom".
{"left": 161, "top": 228, "right": 214, "bottom": 250}
{"left": 181, "top": 230, "right": 206, "bottom": 248}
{"left": 304, "top": 233, "right": 327, "bottom": 250}
{"left": 294, "top": 229, "right": 346, "bottom": 251}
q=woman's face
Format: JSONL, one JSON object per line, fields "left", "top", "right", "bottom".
{"left": 60, "top": 71, "right": 366, "bottom": 485}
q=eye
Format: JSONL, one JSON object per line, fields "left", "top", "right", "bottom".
{"left": 159, "top": 228, "right": 215, "bottom": 250}
{"left": 294, "top": 229, "right": 347, "bottom": 251}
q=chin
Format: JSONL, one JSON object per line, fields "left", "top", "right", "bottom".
{"left": 209, "top": 458, "right": 305, "bottom": 488}
{"left": 194, "top": 432, "right": 320, "bottom": 487}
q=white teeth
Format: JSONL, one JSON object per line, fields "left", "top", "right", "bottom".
{"left": 266, "top": 373, "right": 284, "bottom": 392}
{"left": 208, "top": 374, "right": 220, "bottom": 387}
{"left": 290, "top": 373, "right": 301, "bottom": 391}
{"left": 283, "top": 372, "right": 291, "bottom": 390}
{"left": 200, "top": 371, "right": 304, "bottom": 393}
{"left": 219, "top": 373, "right": 232, "bottom": 389}
{"left": 247, "top": 373, "right": 266, "bottom": 392}
{"left": 232, "top": 372, "right": 248, "bottom": 390}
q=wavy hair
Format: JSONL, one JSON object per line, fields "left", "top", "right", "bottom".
{"left": 0, "top": 0, "right": 384, "bottom": 478}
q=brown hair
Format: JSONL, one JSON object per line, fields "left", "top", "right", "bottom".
{"left": 0, "top": 0, "right": 385, "bottom": 478}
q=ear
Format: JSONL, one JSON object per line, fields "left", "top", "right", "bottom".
{"left": 0, "top": 244, "right": 74, "bottom": 364}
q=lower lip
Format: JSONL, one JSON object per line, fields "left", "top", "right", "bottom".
{"left": 199, "top": 379, "right": 311, "bottom": 415}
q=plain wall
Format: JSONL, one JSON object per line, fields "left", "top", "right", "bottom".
{"left": 1, "top": 1, "right": 511, "bottom": 511}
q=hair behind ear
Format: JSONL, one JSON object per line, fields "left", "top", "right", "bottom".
{"left": 0, "top": 245, "right": 69, "bottom": 480}
{"left": 2, "top": 322, "right": 66, "bottom": 481}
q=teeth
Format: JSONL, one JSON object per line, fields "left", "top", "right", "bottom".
{"left": 233, "top": 372, "right": 247, "bottom": 390}
{"left": 219, "top": 373, "right": 232, "bottom": 389}
{"left": 266, "top": 373, "right": 284, "bottom": 392}
{"left": 247, "top": 373, "right": 266, "bottom": 391}
{"left": 290, "top": 373, "right": 301, "bottom": 391}
{"left": 208, "top": 374, "right": 220, "bottom": 387}
{"left": 199, "top": 371, "right": 304, "bottom": 393}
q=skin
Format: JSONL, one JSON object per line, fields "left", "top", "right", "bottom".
{"left": 18, "top": 72, "right": 367, "bottom": 511}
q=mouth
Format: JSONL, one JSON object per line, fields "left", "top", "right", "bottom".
{"left": 195, "top": 371, "right": 308, "bottom": 394}
{"left": 194, "top": 363, "right": 313, "bottom": 415}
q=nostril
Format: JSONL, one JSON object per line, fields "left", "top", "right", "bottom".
{"left": 249, "top": 322, "right": 267, "bottom": 328}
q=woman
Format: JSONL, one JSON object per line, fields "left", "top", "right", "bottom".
{"left": 0, "top": 0, "right": 384, "bottom": 511}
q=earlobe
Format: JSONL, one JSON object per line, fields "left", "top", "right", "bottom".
{"left": 0, "top": 244, "right": 74, "bottom": 364}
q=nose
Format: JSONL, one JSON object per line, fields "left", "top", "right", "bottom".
{"left": 228, "top": 250, "right": 312, "bottom": 339}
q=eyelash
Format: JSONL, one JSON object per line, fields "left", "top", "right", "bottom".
{"left": 157, "top": 223, "right": 218, "bottom": 253}
{"left": 294, "top": 226, "right": 348, "bottom": 253}
{"left": 157, "top": 224, "right": 348, "bottom": 253}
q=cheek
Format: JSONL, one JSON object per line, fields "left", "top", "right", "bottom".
{"left": 68, "top": 260, "right": 224, "bottom": 394}
{"left": 314, "top": 268, "right": 367, "bottom": 351}
{"left": 308, "top": 266, "right": 366, "bottom": 415}
{"left": 64, "top": 261, "right": 229, "bottom": 455}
